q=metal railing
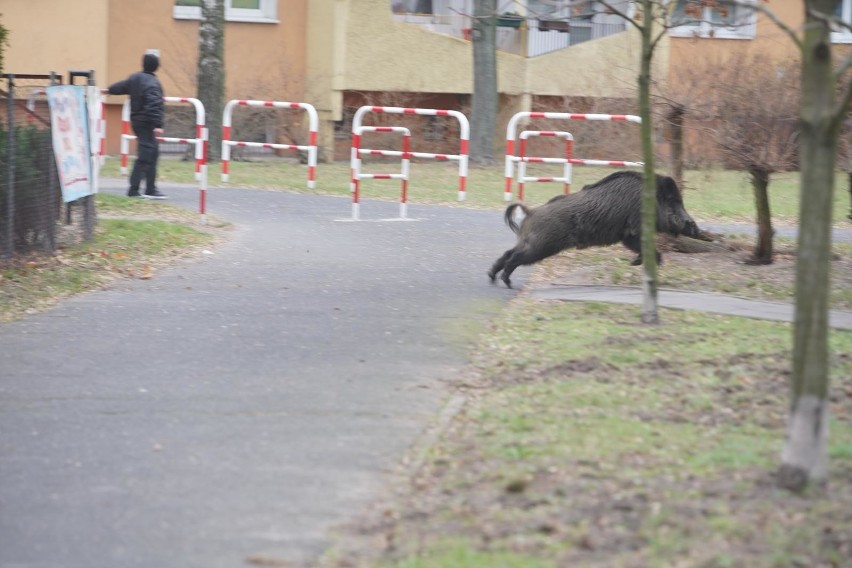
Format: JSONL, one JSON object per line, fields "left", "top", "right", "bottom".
{"left": 391, "top": 2, "right": 627, "bottom": 57}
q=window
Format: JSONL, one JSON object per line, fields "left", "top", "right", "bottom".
{"left": 174, "top": 0, "right": 278, "bottom": 24}
{"left": 832, "top": 0, "right": 852, "bottom": 43}
{"left": 391, "top": 0, "right": 434, "bottom": 15}
{"left": 669, "top": 0, "right": 756, "bottom": 39}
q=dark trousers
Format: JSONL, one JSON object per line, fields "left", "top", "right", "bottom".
{"left": 130, "top": 123, "right": 159, "bottom": 193}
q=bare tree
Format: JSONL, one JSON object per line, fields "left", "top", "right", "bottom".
{"left": 664, "top": 102, "right": 685, "bottom": 190}
{"left": 597, "top": 0, "right": 673, "bottom": 324}
{"left": 774, "top": 0, "right": 852, "bottom": 492}
{"left": 706, "top": 54, "right": 800, "bottom": 264}
{"left": 0, "top": 16, "right": 9, "bottom": 74}
{"left": 838, "top": 118, "right": 852, "bottom": 221}
{"left": 198, "top": 0, "right": 225, "bottom": 163}
{"left": 584, "top": 0, "right": 849, "bottom": 491}
{"left": 470, "top": 0, "right": 499, "bottom": 165}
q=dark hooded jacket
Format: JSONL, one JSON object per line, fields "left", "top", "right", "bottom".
{"left": 108, "top": 53, "right": 164, "bottom": 128}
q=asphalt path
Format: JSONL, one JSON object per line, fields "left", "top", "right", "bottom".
{"left": 0, "top": 182, "right": 520, "bottom": 568}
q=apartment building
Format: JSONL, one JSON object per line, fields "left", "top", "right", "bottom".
{"left": 2, "top": 1, "right": 830, "bottom": 162}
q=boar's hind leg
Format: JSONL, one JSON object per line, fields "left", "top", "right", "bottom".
{"left": 489, "top": 249, "right": 514, "bottom": 283}
{"left": 622, "top": 234, "right": 661, "bottom": 266}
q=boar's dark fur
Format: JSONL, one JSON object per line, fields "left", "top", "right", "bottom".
{"left": 488, "top": 171, "right": 700, "bottom": 288}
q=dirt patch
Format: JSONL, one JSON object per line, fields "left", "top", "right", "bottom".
{"left": 530, "top": 233, "right": 852, "bottom": 310}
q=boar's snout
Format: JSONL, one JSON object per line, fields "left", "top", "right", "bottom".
{"left": 666, "top": 209, "right": 701, "bottom": 238}
{"left": 675, "top": 214, "right": 701, "bottom": 238}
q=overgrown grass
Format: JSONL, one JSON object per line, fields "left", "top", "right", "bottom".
{"left": 330, "top": 301, "right": 852, "bottom": 567}
{"left": 0, "top": 195, "right": 218, "bottom": 322}
{"left": 100, "top": 156, "right": 852, "bottom": 225}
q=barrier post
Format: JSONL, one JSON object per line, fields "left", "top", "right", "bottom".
{"left": 121, "top": 97, "right": 206, "bottom": 180}
{"left": 350, "top": 105, "right": 470, "bottom": 218}
{"left": 221, "top": 99, "right": 318, "bottom": 188}
{"left": 351, "top": 126, "right": 412, "bottom": 220}
{"left": 120, "top": 97, "right": 207, "bottom": 216}
{"left": 517, "top": 131, "right": 574, "bottom": 201}
{"left": 504, "top": 112, "right": 642, "bottom": 201}
{"left": 120, "top": 100, "right": 130, "bottom": 174}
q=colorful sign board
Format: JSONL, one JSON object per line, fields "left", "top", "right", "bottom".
{"left": 47, "top": 85, "right": 94, "bottom": 203}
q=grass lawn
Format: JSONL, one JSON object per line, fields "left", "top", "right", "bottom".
{"left": 0, "top": 194, "right": 226, "bottom": 322}
{"left": 323, "top": 301, "right": 852, "bottom": 567}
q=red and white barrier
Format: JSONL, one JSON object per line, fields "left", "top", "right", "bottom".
{"left": 221, "top": 99, "right": 318, "bottom": 188}
{"left": 120, "top": 97, "right": 208, "bottom": 219}
{"left": 98, "top": 95, "right": 107, "bottom": 165}
{"left": 351, "top": 126, "right": 412, "bottom": 219}
{"left": 121, "top": 97, "right": 207, "bottom": 181}
{"left": 517, "top": 131, "right": 574, "bottom": 201}
{"left": 25, "top": 89, "right": 45, "bottom": 124}
{"left": 350, "top": 105, "right": 470, "bottom": 220}
{"left": 505, "top": 112, "right": 642, "bottom": 201}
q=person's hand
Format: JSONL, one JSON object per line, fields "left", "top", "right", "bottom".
{"left": 154, "top": 128, "right": 164, "bottom": 136}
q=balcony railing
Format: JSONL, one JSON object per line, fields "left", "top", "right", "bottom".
{"left": 391, "top": 3, "right": 628, "bottom": 57}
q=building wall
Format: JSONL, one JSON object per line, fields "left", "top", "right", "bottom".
{"left": 332, "top": 0, "right": 644, "bottom": 99}
{"left": 308, "top": 0, "right": 649, "bottom": 160}
{"left": 667, "top": 3, "right": 802, "bottom": 86}
{"left": 664, "top": 3, "right": 805, "bottom": 168}
{"left": 100, "top": 0, "right": 306, "bottom": 153}
{"left": 528, "top": 26, "right": 666, "bottom": 99}
{"left": 340, "top": 1, "right": 474, "bottom": 94}
{"left": 3, "top": 0, "right": 110, "bottom": 78}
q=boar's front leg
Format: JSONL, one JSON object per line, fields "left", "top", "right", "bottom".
{"left": 622, "top": 234, "right": 662, "bottom": 266}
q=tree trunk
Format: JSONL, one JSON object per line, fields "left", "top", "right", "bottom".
{"left": 638, "top": 0, "right": 658, "bottom": 325}
{"left": 848, "top": 171, "right": 852, "bottom": 220}
{"left": 749, "top": 167, "right": 774, "bottom": 264}
{"left": 198, "top": 0, "right": 225, "bottom": 163}
{"left": 779, "top": 0, "right": 838, "bottom": 492}
{"left": 667, "top": 103, "right": 685, "bottom": 191}
{"left": 470, "top": 0, "right": 498, "bottom": 166}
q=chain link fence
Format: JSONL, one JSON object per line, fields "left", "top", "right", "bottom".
{"left": 1, "top": 73, "right": 94, "bottom": 264}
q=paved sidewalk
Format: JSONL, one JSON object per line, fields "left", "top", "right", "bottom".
{"left": 529, "top": 284, "right": 852, "bottom": 330}
{"left": 0, "top": 181, "right": 520, "bottom": 568}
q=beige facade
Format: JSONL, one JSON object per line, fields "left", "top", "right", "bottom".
{"left": 1, "top": 1, "right": 825, "bottom": 162}
{"left": 4, "top": 0, "right": 308, "bottom": 153}
{"left": 668, "top": 2, "right": 803, "bottom": 83}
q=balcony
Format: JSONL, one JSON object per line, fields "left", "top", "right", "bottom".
{"left": 390, "top": 1, "right": 628, "bottom": 57}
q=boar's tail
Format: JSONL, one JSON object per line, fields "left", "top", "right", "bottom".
{"left": 504, "top": 203, "right": 530, "bottom": 234}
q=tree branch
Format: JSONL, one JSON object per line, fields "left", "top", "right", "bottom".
{"left": 596, "top": 0, "right": 643, "bottom": 33}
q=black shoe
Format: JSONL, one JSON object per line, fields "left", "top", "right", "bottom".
{"left": 127, "top": 190, "right": 143, "bottom": 198}
{"left": 143, "top": 190, "right": 168, "bottom": 200}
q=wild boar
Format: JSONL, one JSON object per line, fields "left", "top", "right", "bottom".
{"left": 488, "top": 171, "right": 700, "bottom": 288}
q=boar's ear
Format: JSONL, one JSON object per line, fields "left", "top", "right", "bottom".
{"left": 656, "top": 175, "right": 682, "bottom": 203}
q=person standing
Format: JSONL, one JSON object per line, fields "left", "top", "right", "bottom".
{"left": 105, "top": 51, "right": 167, "bottom": 199}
